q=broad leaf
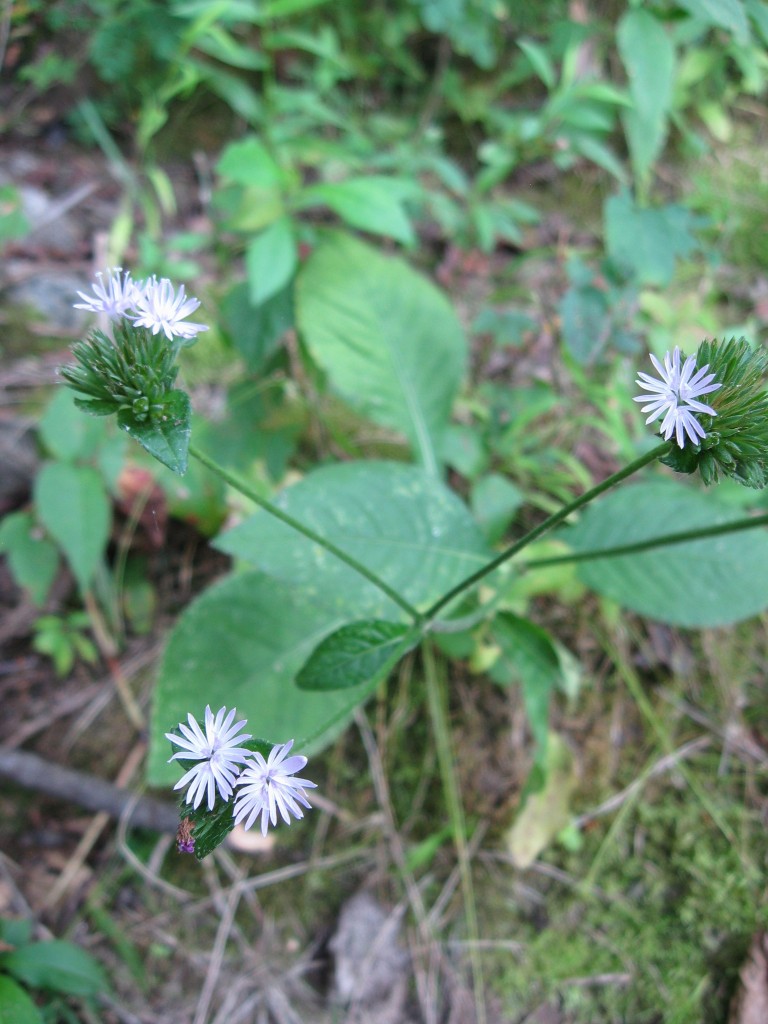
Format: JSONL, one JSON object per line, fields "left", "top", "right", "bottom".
{"left": 118, "top": 390, "right": 191, "bottom": 475}
{"left": 677, "top": 0, "right": 750, "bottom": 42}
{"left": 215, "top": 460, "right": 491, "bottom": 620}
{"left": 220, "top": 280, "right": 293, "bottom": 371}
{"left": 216, "top": 136, "right": 283, "bottom": 189}
{"left": 296, "top": 234, "right": 466, "bottom": 475}
{"left": 604, "top": 190, "right": 703, "bottom": 287}
{"left": 564, "top": 480, "right": 768, "bottom": 626}
{"left": 617, "top": 10, "right": 675, "bottom": 185}
{"left": 490, "top": 613, "right": 579, "bottom": 766}
{"left": 0, "top": 941, "right": 107, "bottom": 996}
{"left": 0, "top": 511, "right": 59, "bottom": 606}
{"left": 39, "top": 389, "right": 105, "bottom": 463}
{"left": 34, "top": 463, "right": 110, "bottom": 592}
{"left": 246, "top": 216, "right": 297, "bottom": 306}
{"left": 147, "top": 571, "right": 380, "bottom": 785}
{"left": 297, "top": 619, "right": 418, "bottom": 691}
{"left": 0, "top": 976, "right": 43, "bottom": 1024}
{"left": 300, "top": 177, "right": 416, "bottom": 245}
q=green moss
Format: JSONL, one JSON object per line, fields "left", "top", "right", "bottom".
{"left": 488, "top": 791, "right": 767, "bottom": 1023}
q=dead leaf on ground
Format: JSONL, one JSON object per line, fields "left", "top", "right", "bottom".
{"left": 728, "top": 932, "right": 768, "bottom": 1024}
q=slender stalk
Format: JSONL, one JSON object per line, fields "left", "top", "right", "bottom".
{"left": 423, "top": 640, "right": 487, "bottom": 1024}
{"left": 188, "top": 442, "right": 421, "bottom": 621}
{"left": 423, "top": 443, "right": 669, "bottom": 622}
{"left": 523, "top": 512, "right": 768, "bottom": 569}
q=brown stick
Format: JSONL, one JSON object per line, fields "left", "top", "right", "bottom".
{"left": 0, "top": 746, "right": 178, "bottom": 833}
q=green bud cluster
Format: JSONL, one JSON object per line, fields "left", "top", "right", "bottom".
{"left": 59, "top": 321, "right": 180, "bottom": 423}
{"left": 663, "top": 337, "right": 768, "bottom": 488}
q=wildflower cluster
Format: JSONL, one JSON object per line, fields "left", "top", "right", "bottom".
{"left": 74, "top": 268, "right": 208, "bottom": 342}
{"left": 166, "top": 705, "right": 317, "bottom": 857}
{"left": 61, "top": 269, "right": 208, "bottom": 474}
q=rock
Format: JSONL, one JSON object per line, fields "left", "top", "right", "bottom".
{"left": 330, "top": 891, "right": 410, "bottom": 1023}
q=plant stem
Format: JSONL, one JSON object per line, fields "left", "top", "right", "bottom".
{"left": 522, "top": 512, "right": 768, "bottom": 569}
{"left": 188, "top": 442, "right": 421, "bottom": 621}
{"left": 423, "top": 442, "right": 669, "bottom": 622}
{"left": 423, "top": 640, "right": 487, "bottom": 1024}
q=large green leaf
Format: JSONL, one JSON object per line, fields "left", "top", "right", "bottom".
{"left": 564, "top": 480, "right": 768, "bottom": 627}
{"left": 147, "top": 571, "right": 378, "bottom": 785}
{"left": 34, "top": 463, "right": 110, "bottom": 592}
{"left": 215, "top": 460, "right": 491, "bottom": 620}
{"left": 617, "top": 9, "right": 675, "bottom": 186}
{"left": 296, "top": 234, "right": 466, "bottom": 475}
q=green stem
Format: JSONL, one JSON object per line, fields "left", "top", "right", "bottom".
{"left": 424, "top": 442, "right": 669, "bottom": 622}
{"left": 523, "top": 512, "right": 768, "bottom": 569}
{"left": 423, "top": 639, "right": 487, "bottom": 1024}
{"left": 188, "top": 442, "right": 421, "bottom": 621}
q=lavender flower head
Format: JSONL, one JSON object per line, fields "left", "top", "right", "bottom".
{"left": 166, "top": 705, "right": 253, "bottom": 811}
{"left": 74, "top": 268, "right": 141, "bottom": 318}
{"left": 233, "top": 740, "right": 317, "bottom": 837}
{"left": 129, "top": 276, "right": 209, "bottom": 342}
{"left": 634, "top": 346, "right": 721, "bottom": 448}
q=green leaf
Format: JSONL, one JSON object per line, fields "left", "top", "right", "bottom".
{"left": 147, "top": 571, "right": 380, "bottom": 785}
{"left": 215, "top": 461, "right": 491, "bottom": 619}
{"left": 34, "top": 463, "right": 110, "bottom": 592}
{"left": 604, "top": 190, "right": 703, "bottom": 287}
{"left": 297, "top": 620, "right": 418, "bottom": 691}
{"left": 564, "top": 480, "right": 768, "bottom": 626}
{"left": 216, "top": 136, "right": 283, "bottom": 189}
{"left": 300, "top": 177, "right": 416, "bottom": 245}
{"left": 297, "top": 234, "right": 466, "bottom": 475}
{"left": 518, "top": 38, "right": 556, "bottom": 89}
{"left": 470, "top": 474, "right": 524, "bottom": 544}
{"left": 0, "top": 511, "right": 59, "bottom": 605}
{"left": 246, "top": 216, "right": 297, "bottom": 306}
{"left": 0, "top": 941, "right": 107, "bottom": 996}
{"left": 490, "top": 613, "right": 575, "bottom": 765}
{"left": 677, "top": 0, "right": 750, "bottom": 42}
{"left": 38, "top": 389, "right": 106, "bottom": 462}
{"left": 118, "top": 390, "right": 191, "bottom": 475}
{"left": 0, "top": 976, "right": 43, "bottom": 1024}
{"left": 617, "top": 9, "right": 675, "bottom": 185}
{"left": 220, "top": 280, "right": 293, "bottom": 371}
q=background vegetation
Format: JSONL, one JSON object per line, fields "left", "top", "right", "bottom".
{"left": 2, "top": 0, "right": 768, "bottom": 1021}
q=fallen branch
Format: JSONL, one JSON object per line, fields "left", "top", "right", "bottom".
{"left": 0, "top": 746, "right": 178, "bottom": 834}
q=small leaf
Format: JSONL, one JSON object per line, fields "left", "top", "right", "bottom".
{"left": 216, "top": 136, "right": 283, "bottom": 189}
{"left": 246, "top": 216, "right": 297, "bottom": 306}
{"left": 38, "top": 389, "right": 105, "bottom": 462}
{"left": 504, "top": 732, "right": 576, "bottom": 869}
{"left": 300, "top": 177, "right": 416, "bottom": 245}
{"left": 34, "top": 463, "right": 110, "bottom": 592}
{"left": 0, "top": 511, "right": 59, "bottom": 606}
{"left": 0, "top": 976, "right": 43, "bottom": 1024}
{"left": 118, "top": 390, "right": 191, "bottom": 475}
{"left": 0, "top": 941, "right": 108, "bottom": 996}
{"left": 297, "top": 619, "right": 418, "bottom": 691}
